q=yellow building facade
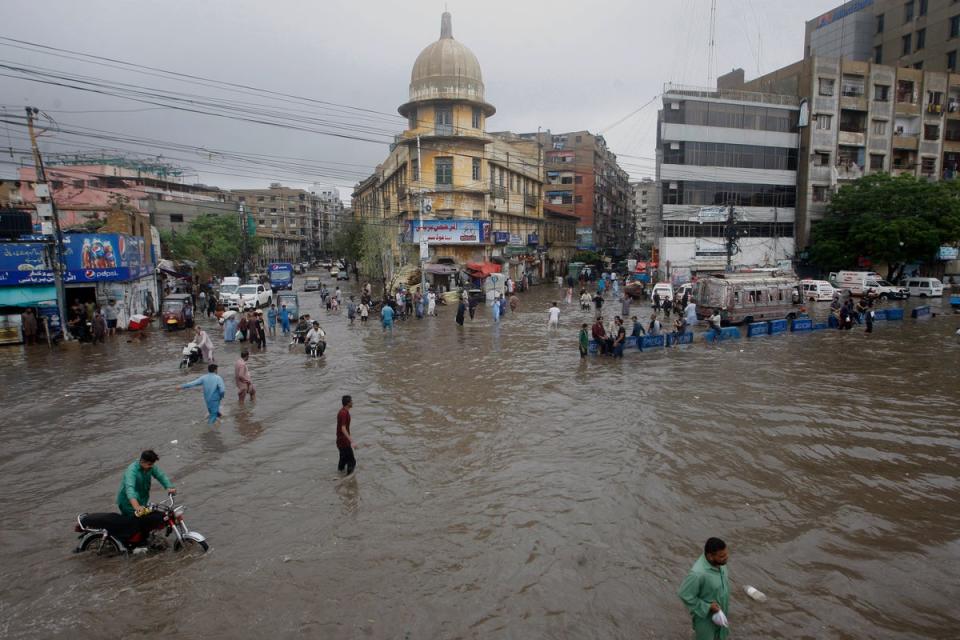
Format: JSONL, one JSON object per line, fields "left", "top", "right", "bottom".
{"left": 352, "top": 12, "right": 574, "bottom": 283}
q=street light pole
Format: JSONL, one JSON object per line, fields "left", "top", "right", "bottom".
{"left": 417, "top": 135, "right": 428, "bottom": 299}
{"left": 239, "top": 202, "right": 247, "bottom": 280}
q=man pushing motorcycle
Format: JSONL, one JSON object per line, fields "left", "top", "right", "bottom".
{"left": 117, "top": 449, "right": 176, "bottom": 517}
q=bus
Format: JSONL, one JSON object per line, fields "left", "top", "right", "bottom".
{"left": 269, "top": 262, "right": 294, "bottom": 291}
{"left": 693, "top": 272, "right": 800, "bottom": 325}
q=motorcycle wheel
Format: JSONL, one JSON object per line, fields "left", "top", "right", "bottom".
{"left": 173, "top": 538, "right": 209, "bottom": 555}
{"left": 78, "top": 534, "right": 124, "bottom": 558}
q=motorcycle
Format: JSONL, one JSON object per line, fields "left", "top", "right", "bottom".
{"left": 73, "top": 494, "right": 208, "bottom": 558}
{"left": 179, "top": 340, "right": 202, "bottom": 369}
{"left": 306, "top": 340, "right": 326, "bottom": 358}
{"left": 289, "top": 328, "right": 307, "bottom": 348}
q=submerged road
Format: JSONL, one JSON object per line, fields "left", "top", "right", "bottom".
{"left": 1, "top": 276, "right": 958, "bottom": 639}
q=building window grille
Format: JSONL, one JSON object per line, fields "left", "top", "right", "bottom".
{"left": 435, "top": 157, "right": 453, "bottom": 186}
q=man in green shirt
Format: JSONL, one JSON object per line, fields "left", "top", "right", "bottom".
{"left": 116, "top": 450, "right": 176, "bottom": 516}
{"left": 678, "top": 537, "right": 730, "bottom": 640}
{"left": 578, "top": 323, "right": 589, "bottom": 358}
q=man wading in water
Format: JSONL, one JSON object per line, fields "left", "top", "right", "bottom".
{"left": 678, "top": 537, "right": 731, "bottom": 639}
{"left": 337, "top": 395, "right": 356, "bottom": 476}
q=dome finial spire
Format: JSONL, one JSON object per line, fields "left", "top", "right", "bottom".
{"left": 440, "top": 11, "right": 453, "bottom": 39}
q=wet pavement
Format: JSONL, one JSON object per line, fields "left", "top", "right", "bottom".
{"left": 1, "top": 275, "right": 959, "bottom": 639}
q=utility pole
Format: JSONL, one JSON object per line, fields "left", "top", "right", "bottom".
{"left": 26, "top": 107, "right": 68, "bottom": 340}
{"left": 724, "top": 203, "right": 738, "bottom": 273}
{"left": 238, "top": 202, "right": 247, "bottom": 279}
{"left": 417, "top": 135, "right": 428, "bottom": 299}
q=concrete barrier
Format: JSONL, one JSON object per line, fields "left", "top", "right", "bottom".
{"left": 625, "top": 336, "right": 639, "bottom": 350}
{"left": 747, "top": 322, "right": 769, "bottom": 337}
{"left": 706, "top": 327, "right": 741, "bottom": 343}
{"left": 640, "top": 334, "right": 665, "bottom": 350}
{"left": 911, "top": 305, "right": 931, "bottom": 318}
{"left": 791, "top": 318, "right": 813, "bottom": 332}
{"left": 885, "top": 308, "right": 904, "bottom": 321}
{"left": 768, "top": 319, "right": 788, "bottom": 334}
{"left": 667, "top": 332, "right": 694, "bottom": 346}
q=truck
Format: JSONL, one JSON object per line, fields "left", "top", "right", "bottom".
{"left": 828, "top": 271, "right": 908, "bottom": 299}
{"left": 269, "top": 262, "right": 295, "bottom": 291}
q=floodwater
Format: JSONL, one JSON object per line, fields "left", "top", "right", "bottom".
{"left": 1, "top": 277, "right": 958, "bottom": 639}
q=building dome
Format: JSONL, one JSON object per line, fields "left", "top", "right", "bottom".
{"left": 400, "top": 12, "right": 495, "bottom": 116}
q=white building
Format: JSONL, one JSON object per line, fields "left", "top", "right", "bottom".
{"left": 629, "top": 177, "right": 656, "bottom": 250}
{"left": 655, "top": 84, "right": 799, "bottom": 283}
{"left": 310, "top": 185, "right": 345, "bottom": 256}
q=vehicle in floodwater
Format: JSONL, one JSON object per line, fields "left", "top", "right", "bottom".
{"left": 693, "top": 272, "right": 800, "bottom": 325}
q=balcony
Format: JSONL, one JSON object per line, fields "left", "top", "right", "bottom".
{"left": 892, "top": 134, "right": 919, "bottom": 150}
{"left": 838, "top": 131, "right": 866, "bottom": 146}
{"left": 836, "top": 163, "right": 864, "bottom": 181}
{"left": 435, "top": 123, "right": 453, "bottom": 136}
{"left": 809, "top": 164, "right": 833, "bottom": 182}
{"left": 492, "top": 184, "right": 507, "bottom": 200}
{"left": 524, "top": 194, "right": 537, "bottom": 207}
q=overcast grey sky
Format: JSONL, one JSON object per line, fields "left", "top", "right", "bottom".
{"left": 0, "top": 0, "right": 842, "bottom": 200}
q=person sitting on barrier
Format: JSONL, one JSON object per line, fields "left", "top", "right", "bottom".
{"left": 591, "top": 316, "right": 608, "bottom": 355}
{"left": 631, "top": 315, "right": 645, "bottom": 338}
{"left": 708, "top": 308, "right": 722, "bottom": 341}
{"left": 606, "top": 316, "right": 620, "bottom": 354}
{"left": 648, "top": 312, "right": 662, "bottom": 337}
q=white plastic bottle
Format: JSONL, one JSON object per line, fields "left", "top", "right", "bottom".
{"left": 745, "top": 585, "right": 768, "bottom": 602}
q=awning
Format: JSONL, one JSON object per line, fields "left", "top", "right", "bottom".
{"left": 466, "top": 262, "right": 501, "bottom": 279}
{"left": 159, "top": 267, "right": 191, "bottom": 279}
{"left": 424, "top": 263, "right": 459, "bottom": 275}
{"left": 0, "top": 285, "right": 57, "bottom": 307}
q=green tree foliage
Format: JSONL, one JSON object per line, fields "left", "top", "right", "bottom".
{"left": 810, "top": 174, "right": 960, "bottom": 281}
{"left": 572, "top": 250, "right": 602, "bottom": 265}
{"left": 330, "top": 219, "right": 364, "bottom": 280}
{"left": 357, "top": 221, "right": 393, "bottom": 298}
{"left": 160, "top": 214, "right": 261, "bottom": 278}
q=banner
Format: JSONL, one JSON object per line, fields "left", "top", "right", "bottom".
{"left": 408, "top": 219, "right": 489, "bottom": 245}
{"left": 0, "top": 233, "right": 154, "bottom": 285}
{"left": 575, "top": 227, "right": 594, "bottom": 250}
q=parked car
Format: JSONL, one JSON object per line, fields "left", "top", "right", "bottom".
{"left": 329, "top": 266, "right": 340, "bottom": 278}
{"left": 336, "top": 268, "right": 350, "bottom": 281}
{"left": 303, "top": 276, "right": 320, "bottom": 291}
{"left": 161, "top": 293, "right": 194, "bottom": 331}
{"left": 903, "top": 277, "right": 943, "bottom": 297}
{"left": 236, "top": 284, "right": 272, "bottom": 310}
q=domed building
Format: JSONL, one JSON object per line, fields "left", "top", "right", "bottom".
{"left": 353, "top": 13, "right": 574, "bottom": 288}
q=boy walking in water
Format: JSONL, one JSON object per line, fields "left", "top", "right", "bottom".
{"left": 337, "top": 395, "right": 356, "bottom": 475}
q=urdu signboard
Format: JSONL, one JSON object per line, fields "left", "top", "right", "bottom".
{"left": 408, "top": 219, "right": 490, "bottom": 245}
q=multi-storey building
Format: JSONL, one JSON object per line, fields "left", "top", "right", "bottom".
{"left": 805, "top": 0, "right": 960, "bottom": 73}
{"left": 310, "top": 186, "right": 344, "bottom": 257}
{"left": 655, "top": 83, "right": 799, "bottom": 283}
{"left": 228, "top": 184, "right": 314, "bottom": 266}
{"left": 516, "top": 131, "right": 633, "bottom": 256}
{"left": 351, "top": 12, "right": 575, "bottom": 282}
{"left": 630, "top": 177, "right": 657, "bottom": 251}
{"left": 733, "top": 57, "right": 960, "bottom": 248}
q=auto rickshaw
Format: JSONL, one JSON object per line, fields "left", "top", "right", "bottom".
{"left": 161, "top": 293, "right": 193, "bottom": 331}
{"left": 277, "top": 291, "right": 299, "bottom": 319}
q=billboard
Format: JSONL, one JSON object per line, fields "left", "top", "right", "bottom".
{"left": 0, "top": 233, "right": 153, "bottom": 285}
{"left": 409, "top": 219, "right": 490, "bottom": 245}
{"left": 575, "top": 227, "right": 594, "bottom": 250}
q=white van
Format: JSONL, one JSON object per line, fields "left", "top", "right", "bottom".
{"left": 799, "top": 279, "right": 836, "bottom": 301}
{"left": 904, "top": 277, "right": 943, "bottom": 297}
{"left": 651, "top": 283, "right": 674, "bottom": 303}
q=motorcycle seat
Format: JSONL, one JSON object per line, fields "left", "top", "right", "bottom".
{"left": 80, "top": 512, "right": 133, "bottom": 531}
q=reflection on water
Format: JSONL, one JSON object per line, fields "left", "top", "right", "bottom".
{"left": 0, "top": 281, "right": 958, "bottom": 639}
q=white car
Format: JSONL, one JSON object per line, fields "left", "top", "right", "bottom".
{"left": 236, "top": 284, "right": 272, "bottom": 310}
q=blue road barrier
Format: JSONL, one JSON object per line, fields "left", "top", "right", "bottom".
{"left": 872, "top": 309, "right": 887, "bottom": 320}
{"left": 706, "top": 327, "right": 741, "bottom": 343}
{"left": 791, "top": 318, "right": 813, "bottom": 332}
{"left": 747, "top": 322, "right": 769, "bottom": 337}
{"left": 950, "top": 294, "right": 960, "bottom": 309}
{"left": 640, "top": 334, "right": 665, "bottom": 350}
{"left": 768, "top": 319, "right": 788, "bottom": 334}
{"left": 813, "top": 322, "right": 828, "bottom": 330}
{"left": 667, "top": 332, "right": 693, "bottom": 346}
{"left": 885, "top": 308, "right": 904, "bottom": 321}
{"left": 588, "top": 340, "right": 599, "bottom": 354}
{"left": 625, "top": 336, "right": 638, "bottom": 349}
{"left": 911, "top": 305, "right": 931, "bottom": 318}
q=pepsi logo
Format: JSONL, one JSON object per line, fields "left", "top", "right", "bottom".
{"left": 84, "top": 270, "right": 96, "bottom": 278}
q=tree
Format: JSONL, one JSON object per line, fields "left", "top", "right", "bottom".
{"left": 809, "top": 173, "right": 960, "bottom": 281}
{"left": 160, "top": 214, "right": 261, "bottom": 278}
{"left": 357, "top": 221, "right": 393, "bottom": 298}
{"left": 330, "top": 219, "right": 364, "bottom": 281}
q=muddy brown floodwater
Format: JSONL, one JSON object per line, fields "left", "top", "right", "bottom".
{"left": 1, "top": 278, "right": 958, "bottom": 639}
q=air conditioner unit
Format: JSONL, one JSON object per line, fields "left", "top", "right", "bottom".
{"left": 670, "top": 102, "right": 680, "bottom": 110}
{"left": 669, "top": 182, "right": 678, "bottom": 190}
{"left": 670, "top": 142, "right": 680, "bottom": 150}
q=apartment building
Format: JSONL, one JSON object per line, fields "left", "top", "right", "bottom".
{"left": 806, "top": 0, "right": 960, "bottom": 73}
{"left": 735, "top": 57, "right": 960, "bottom": 247}
{"left": 655, "top": 84, "right": 799, "bottom": 283}
{"left": 516, "top": 130, "right": 633, "bottom": 256}
{"left": 228, "top": 184, "right": 313, "bottom": 266}
{"left": 630, "top": 177, "right": 657, "bottom": 250}
{"left": 310, "top": 186, "right": 344, "bottom": 256}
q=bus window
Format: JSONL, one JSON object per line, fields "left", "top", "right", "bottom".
{"left": 734, "top": 290, "right": 742, "bottom": 305}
